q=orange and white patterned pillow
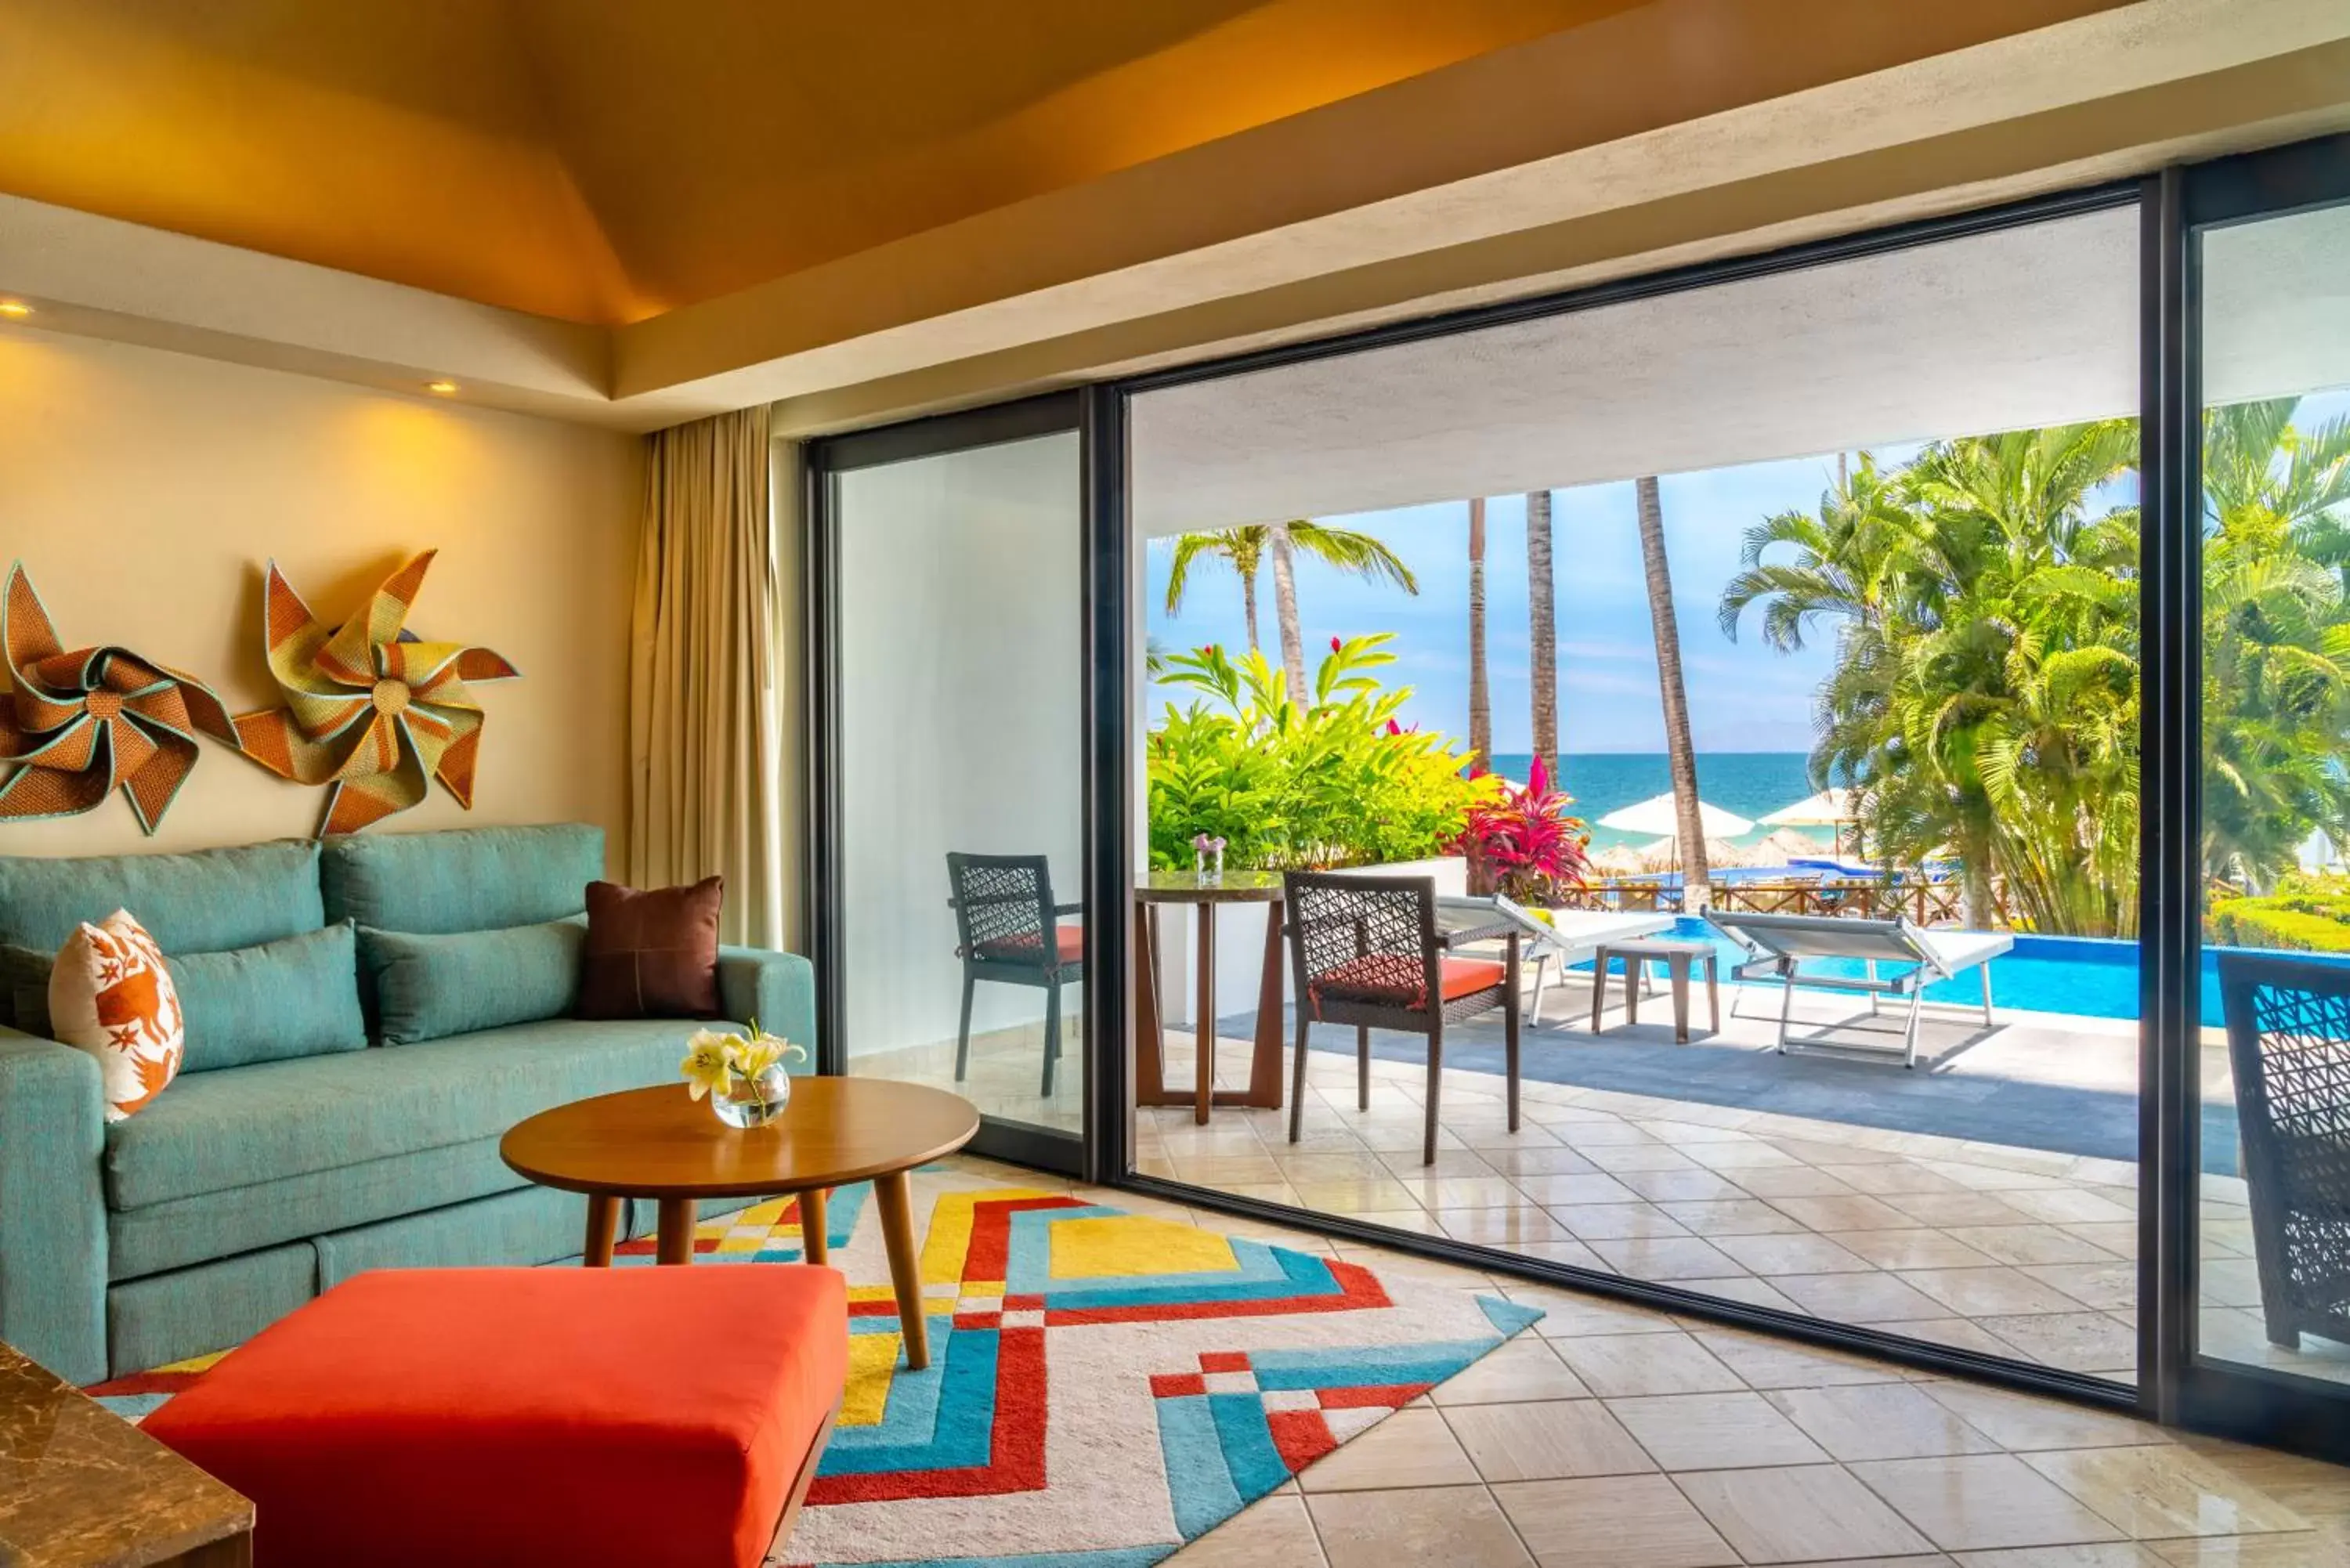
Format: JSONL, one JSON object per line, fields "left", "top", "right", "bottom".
{"left": 49, "top": 910, "right": 184, "bottom": 1122}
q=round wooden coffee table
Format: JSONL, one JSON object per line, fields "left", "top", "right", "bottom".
{"left": 500, "top": 1078, "right": 979, "bottom": 1368}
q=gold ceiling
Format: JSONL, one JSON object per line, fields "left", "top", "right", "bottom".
{"left": 0, "top": 0, "right": 1643, "bottom": 324}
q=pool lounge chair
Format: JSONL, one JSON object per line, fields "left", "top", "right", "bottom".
{"left": 1703, "top": 909, "right": 2011, "bottom": 1068}
{"left": 1437, "top": 896, "right": 1674, "bottom": 1024}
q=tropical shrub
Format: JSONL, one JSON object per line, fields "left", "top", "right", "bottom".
{"left": 1148, "top": 635, "right": 1488, "bottom": 871}
{"left": 1719, "top": 402, "right": 2350, "bottom": 938}
{"left": 2208, "top": 894, "right": 2350, "bottom": 952}
{"left": 1448, "top": 755, "right": 1594, "bottom": 903}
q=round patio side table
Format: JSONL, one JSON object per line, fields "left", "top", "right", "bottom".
{"left": 1133, "top": 871, "right": 1288, "bottom": 1125}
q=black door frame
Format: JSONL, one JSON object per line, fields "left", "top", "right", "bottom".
{"left": 800, "top": 131, "right": 2350, "bottom": 1459}
{"left": 801, "top": 388, "right": 1094, "bottom": 1175}
{"left": 2154, "top": 132, "right": 2350, "bottom": 1457}
{"left": 1094, "top": 178, "right": 2153, "bottom": 1420}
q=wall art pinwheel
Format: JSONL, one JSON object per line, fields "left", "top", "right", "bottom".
{"left": 0, "top": 562, "right": 240, "bottom": 832}
{"left": 232, "top": 550, "right": 519, "bottom": 836}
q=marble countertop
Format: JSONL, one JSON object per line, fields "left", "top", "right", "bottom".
{"left": 0, "top": 1342, "right": 251, "bottom": 1568}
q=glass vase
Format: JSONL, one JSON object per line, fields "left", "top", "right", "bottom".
{"left": 713, "top": 1065, "right": 792, "bottom": 1129}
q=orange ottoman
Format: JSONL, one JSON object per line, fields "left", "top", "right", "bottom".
{"left": 143, "top": 1266, "right": 849, "bottom": 1568}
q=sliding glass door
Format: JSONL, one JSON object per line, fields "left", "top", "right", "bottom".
{"left": 809, "top": 396, "right": 1089, "bottom": 1170}
{"left": 1117, "top": 192, "right": 2146, "bottom": 1397}
{"left": 2170, "top": 143, "right": 2350, "bottom": 1454}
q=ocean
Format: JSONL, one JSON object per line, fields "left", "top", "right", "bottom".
{"left": 1484, "top": 751, "right": 1818, "bottom": 850}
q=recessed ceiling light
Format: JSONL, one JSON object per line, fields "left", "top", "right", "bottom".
{"left": 425, "top": 379, "right": 459, "bottom": 396}
{"left": 0, "top": 301, "right": 31, "bottom": 319}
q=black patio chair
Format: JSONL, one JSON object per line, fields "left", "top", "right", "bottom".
{"left": 2217, "top": 952, "right": 2350, "bottom": 1349}
{"left": 1282, "top": 871, "right": 1520, "bottom": 1166}
{"left": 946, "top": 852, "right": 1082, "bottom": 1097}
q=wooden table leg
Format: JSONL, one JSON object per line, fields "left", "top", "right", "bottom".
{"left": 1505, "top": 932, "right": 1522, "bottom": 1133}
{"left": 876, "top": 1169, "right": 931, "bottom": 1369}
{"left": 656, "top": 1197, "right": 697, "bottom": 1265}
{"left": 1247, "top": 895, "right": 1286, "bottom": 1109}
{"left": 584, "top": 1193, "right": 619, "bottom": 1267}
{"left": 801, "top": 1187, "right": 830, "bottom": 1265}
{"left": 1193, "top": 901, "right": 1216, "bottom": 1125}
{"left": 1134, "top": 902, "right": 1167, "bottom": 1101}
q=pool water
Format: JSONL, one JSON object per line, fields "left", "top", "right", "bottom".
{"left": 1574, "top": 917, "right": 2350, "bottom": 1028}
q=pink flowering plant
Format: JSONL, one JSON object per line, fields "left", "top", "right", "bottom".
{"left": 1148, "top": 634, "right": 1491, "bottom": 870}
{"left": 1448, "top": 754, "right": 1594, "bottom": 904}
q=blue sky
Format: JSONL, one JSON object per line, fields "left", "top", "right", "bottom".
{"left": 1146, "top": 452, "right": 1870, "bottom": 755}
{"left": 1144, "top": 392, "right": 2346, "bottom": 758}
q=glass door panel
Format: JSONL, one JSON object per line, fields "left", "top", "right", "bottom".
{"left": 2193, "top": 197, "right": 2350, "bottom": 1397}
{"left": 833, "top": 428, "right": 1086, "bottom": 1153}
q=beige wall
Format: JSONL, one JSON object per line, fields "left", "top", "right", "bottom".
{"left": 0, "top": 327, "right": 640, "bottom": 863}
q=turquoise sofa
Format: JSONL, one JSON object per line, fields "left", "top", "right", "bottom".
{"left": 0, "top": 822, "right": 814, "bottom": 1386}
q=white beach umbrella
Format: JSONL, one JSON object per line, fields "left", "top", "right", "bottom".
{"left": 1596, "top": 792, "right": 1755, "bottom": 838}
{"left": 1762, "top": 788, "right": 1856, "bottom": 827}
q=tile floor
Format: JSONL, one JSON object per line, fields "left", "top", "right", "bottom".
{"left": 1133, "top": 995, "right": 2350, "bottom": 1393}
{"left": 942, "top": 1156, "right": 2350, "bottom": 1568}
{"left": 859, "top": 971, "right": 2350, "bottom": 1389}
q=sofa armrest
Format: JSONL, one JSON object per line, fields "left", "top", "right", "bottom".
{"left": 0, "top": 1025, "right": 108, "bottom": 1384}
{"left": 716, "top": 947, "right": 817, "bottom": 1072}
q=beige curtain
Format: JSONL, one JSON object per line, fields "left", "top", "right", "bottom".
{"left": 627, "top": 406, "right": 784, "bottom": 947}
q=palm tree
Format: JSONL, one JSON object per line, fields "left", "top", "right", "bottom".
{"left": 1163, "top": 520, "right": 1418, "bottom": 703}
{"left": 1467, "top": 497, "right": 1491, "bottom": 772}
{"left": 1725, "top": 421, "right": 2147, "bottom": 932}
{"left": 1528, "top": 489, "right": 1559, "bottom": 786}
{"left": 1636, "top": 476, "right": 1711, "bottom": 909}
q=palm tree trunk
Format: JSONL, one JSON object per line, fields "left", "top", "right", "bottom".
{"left": 1528, "top": 490, "right": 1558, "bottom": 786}
{"left": 1467, "top": 497, "right": 1491, "bottom": 772}
{"left": 1239, "top": 563, "right": 1262, "bottom": 653}
{"left": 1268, "top": 520, "right": 1308, "bottom": 705}
{"left": 1637, "top": 477, "right": 1711, "bottom": 909}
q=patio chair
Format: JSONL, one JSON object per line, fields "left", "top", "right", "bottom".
{"left": 1703, "top": 909, "right": 2009, "bottom": 1068}
{"left": 1283, "top": 871, "right": 1520, "bottom": 1165}
{"left": 945, "top": 852, "right": 1081, "bottom": 1096}
{"left": 2217, "top": 953, "right": 2350, "bottom": 1351}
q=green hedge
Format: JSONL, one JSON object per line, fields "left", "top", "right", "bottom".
{"left": 2208, "top": 895, "right": 2350, "bottom": 952}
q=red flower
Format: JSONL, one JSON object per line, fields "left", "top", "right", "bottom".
{"left": 1330, "top": 635, "right": 1343, "bottom": 653}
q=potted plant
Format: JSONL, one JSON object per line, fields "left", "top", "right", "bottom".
{"left": 679, "top": 1019, "right": 808, "bottom": 1129}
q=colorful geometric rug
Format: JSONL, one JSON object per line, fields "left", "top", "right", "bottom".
{"left": 92, "top": 1165, "right": 1542, "bottom": 1567}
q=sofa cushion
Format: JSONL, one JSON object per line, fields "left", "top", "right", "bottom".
{"left": 360, "top": 920, "right": 585, "bottom": 1046}
{"left": 0, "top": 839, "right": 323, "bottom": 956}
{"left": 51, "top": 911, "right": 184, "bottom": 1122}
{"left": 103, "top": 1017, "right": 703, "bottom": 1212}
{"left": 109, "top": 1137, "right": 520, "bottom": 1281}
{"left": 0, "top": 941, "right": 50, "bottom": 1033}
{"left": 168, "top": 923, "right": 368, "bottom": 1074}
{"left": 321, "top": 823, "right": 605, "bottom": 935}
{"left": 579, "top": 876, "right": 722, "bottom": 1020}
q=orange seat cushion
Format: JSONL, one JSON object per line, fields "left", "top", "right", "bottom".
{"left": 974, "top": 921, "right": 1084, "bottom": 964}
{"left": 143, "top": 1266, "right": 848, "bottom": 1568}
{"left": 1311, "top": 954, "right": 1506, "bottom": 1011}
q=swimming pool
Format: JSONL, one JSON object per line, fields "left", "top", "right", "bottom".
{"left": 1576, "top": 917, "right": 2350, "bottom": 1027}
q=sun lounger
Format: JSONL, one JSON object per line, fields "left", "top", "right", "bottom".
{"left": 1702, "top": 909, "right": 2011, "bottom": 1067}
{"left": 1440, "top": 897, "right": 1674, "bottom": 1024}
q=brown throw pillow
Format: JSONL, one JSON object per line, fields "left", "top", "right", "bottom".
{"left": 577, "top": 876, "right": 723, "bottom": 1020}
